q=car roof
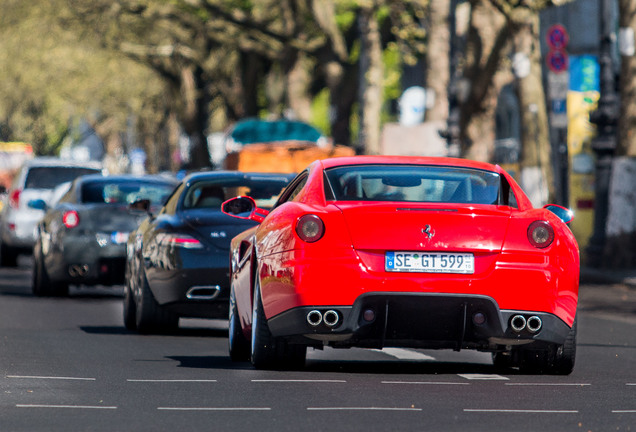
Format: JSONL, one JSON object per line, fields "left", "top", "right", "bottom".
{"left": 183, "top": 170, "right": 295, "bottom": 184}
{"left": 75, "top": 174, "right": 178, "bottom": 185}
{"left": 317, "top": 156, "right": 500, "bottom": 172}
{"left": 22, "top": 157, "right": 103, "bottom": 170}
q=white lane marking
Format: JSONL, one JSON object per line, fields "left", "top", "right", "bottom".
{"left": 372, "top": 348, "right": 435, "bottom": 361}
{"left": 464, "top": 409, "right": 578, "bottom": 413}
{"left": 458, "top": 374, "right": 509, "bottom": 381}
{"left": 158, "top": 407, "right": 271, "bottom": 411}
{"left": 308, "top": 407, "right": 422, "bottom": 411}
{"left": 17, "top": 404, "right": 117, "bottom": 409}
{"left": 127, "top": 379, "right": 217, "bottom": 382}
{"left": 382, "top": 381, "right": 469, "bottom": 386}
{"left": 627, "top": 383, "right": 636, "bottom": 386}
{"left": 505, "top": 383, "right": 591, "bottom": 387}
{"left": 7, "top": 375, "right": 96, "bottom": 381}
{"left": 251, "top": 379, "right": 346, "bottom": 383}
{"left": 613, "top": 410, "right": 636, "bottom": 413}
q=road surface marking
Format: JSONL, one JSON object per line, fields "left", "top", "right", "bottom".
{"left": 505, "top": 383, "right": 591, "bottom": 386}
{"left": 158, "top": 407, "right": 271, "bottom": 411}
{"left": 251, "top": 379, "right": 346, "bottom": 383}
{"left": 7, "top": 375, "right": 96, "bottom": 381}
{"left": 458, "top": 374, "right": 509, "bottom": 380}
{"left": 308, "top": 407, "right": 422, "bottom": 411}
{"left": 372, "top": 348, "right": 435, "bottom": 361}
{"left": 17, "top": 404, "right": 116, "bottom": 409}
{"left": 464, "top": 409, "right": 578, "bottom": 413}
{"left": 613, "top": 410, "right": 636, "bottom": 413}
{"left": 382, "top": 381, "right": 469, "bottom": 385}
{"left": 127, "top": 379, "right": 217, "bottom": 382}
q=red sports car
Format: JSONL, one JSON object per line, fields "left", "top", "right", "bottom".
{"left": 222, "top": 156, "right": 579, "bottom": 374}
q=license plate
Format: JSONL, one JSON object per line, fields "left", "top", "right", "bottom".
{"left": 385, "top": 251, "right": 474, "bottom": 274}
{"left": 111, "top": 232, "right": 130, "bottom": 245}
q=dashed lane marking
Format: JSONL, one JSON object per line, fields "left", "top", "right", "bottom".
{"left": 7, "top": 375, "right": 96, "bottom": 381}
{"left": 16, "top": 404, "right": 117, "bottom": 409}
{"left": 307, "top": 407, "right": 422, "bottom": 411}
{"left": 158, "top": 407, "right": 271, "bottom": 411}
{"left": 251, "top": 379, "right": 346, "bottom": 383}
{"left": 464, "top": 409, "right": 578, "bottom": 414}
{"left": 505, "top": 383, "right": 591, "bottom": 386}
{"left": 458, "top": 374, "right": 509, "bottom": 381}
{"left": 372, "top": 348, "right": 435, "bottom": 361}
{"left": 382, "top": 381, "right": 469, "bottom": 385}
{"left": 127, "top": 379, "right": 217, "bottom": 382}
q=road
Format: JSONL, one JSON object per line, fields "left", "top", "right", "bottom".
{"left": 1, "top": 256, "right": 636, "bottom": 432}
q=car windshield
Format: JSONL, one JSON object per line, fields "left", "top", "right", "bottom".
{"left": 183, "top": 176, "right": 290, "bottom": 210}
{"left": 324, "top": 164, "right": 501, "bottom": 205}
{"left": 81, "top": 180, "right": 175, "bottom": 205}
{"left": 25, "top": 167, "right": 101, "bottom": 189}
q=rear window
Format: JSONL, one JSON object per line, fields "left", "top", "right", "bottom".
{"left": 81, "top": 180, "right": 175, "bottom": 205}
{"left": 25, "top": 167, "right": 101, "bottom": 189}
{"left": 324, "top": 164, "right": 501, "bottom": 205}
{"left": 183, "top": 176, "right": 290, "bottom": 210}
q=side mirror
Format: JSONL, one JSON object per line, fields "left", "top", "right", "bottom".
{"left": 544, "top": 204, "right": 573, "bottom": 224}
{"left": 28, "top": 199, "right": 47, "bottom": 211}
{"left": 129, "top": 198, "right": 151, "bottom": 213}
{"left": 222, "top": 196, "right": 269, "bottom": 223}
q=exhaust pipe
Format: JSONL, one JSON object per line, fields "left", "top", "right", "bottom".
{"left": 510, "top": 315, "right": 527, "bottom": 332}
{"left": 323, "top": 310, "right": 340, "bottom": 327}
{"left": 307, "top": 310, "right": 322, "bottom": 327}
{"left": 186, "top": 286, "right": 221, "bottom": 300}
{"left": 69, "top": 264, "right": 89, "bottom": 277}
{"left": 526, "top": 316, "right": 542, "bottom": 333}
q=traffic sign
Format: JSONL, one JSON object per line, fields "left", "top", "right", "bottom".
{"left": 547, "top": 50, "right": 568, "bottom": 73}
{"left": 547, "top": 24, "right": 569, "bottom": 50}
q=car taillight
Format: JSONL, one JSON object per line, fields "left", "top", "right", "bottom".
{"left": 527, "top": 220, "right": 554, "bottom": 248}
{"left": 9, "top": 189, "right": 21, "bottom": 209}
{"left": 165, "top": 234, "right": 204, "bottom": 249}
{"left": 63, "top": 211, "right": 80, "bottom": 228}
{"left": 296, "top": 214, "right": 325, "bottom": 243}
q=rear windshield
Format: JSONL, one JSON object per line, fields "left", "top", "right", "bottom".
{"left": 183, "top": 176, "right": 290, "bottom": 210}
{"left": 25, "top": 167, "right": 101, "bottom": 189}
{"left": 81, "top": 180, "right": 175, "bottom": 205}
{"left": 324, "top": 164, "right": 501, "bottom": 205}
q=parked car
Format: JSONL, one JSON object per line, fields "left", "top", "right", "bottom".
{"left": 32, "top": 174, "right": 178, "bottom": 296}
{"left": 0, "top": 157, "right": 104, "bottom": 267}
{"left": 124, "top": 171, "right": 294, "bottom": 333}
{"left": 222, "top": 156, "right": 580, "bottom": 373}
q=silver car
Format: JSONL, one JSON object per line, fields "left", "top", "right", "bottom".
{"left": 0, "top": 157, "right": 103, "bottom": 266}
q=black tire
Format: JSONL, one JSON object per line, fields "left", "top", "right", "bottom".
{"left": 492, "top": 350, "right": 516, "bottom": 371}
{"left": 32, "top": 242, "right": 68, "bottom": 297}
{"left": 134, "top": 271, "right": 178, "bottom": 334}
{"left": 0, "top": 241, "right": 18, "bottom": 267}
{"left": 228, "top": 287, "right": 250, "bottom": 362}
{"left": 123, "top": 270, "right": 137, "bottom": 331}
{"left": 250, "top": 273, "right": 306, "bottom": 370}
{"left": 520, "top": 317, "right": 577, "bottom": 375}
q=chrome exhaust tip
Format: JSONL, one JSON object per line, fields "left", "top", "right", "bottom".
{"left": 306, "top": 310, "right": 323, "bottom": 327}
{"left": 510, "top": 315, "right": 527, "bottom": 332}
{"left": 186, "top": 286, "right": 221, "bottom": 300}
{"left": 323, "top": 310, "right": 340, "bottom": 327}
{"left": 69, "top": 264, "right": 89, "bottom": 277}
{"left": 526, "top": 316, "right": 542, "bottom": 333}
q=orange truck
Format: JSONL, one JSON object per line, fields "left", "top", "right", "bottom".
{"left": 221, "top": 119, "right": 354, "bottom": 173}
{"left": 0, "top": 142, "right": 34, "bottom": 191}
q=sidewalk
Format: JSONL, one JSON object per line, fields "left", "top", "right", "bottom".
{"left": 580, "top": 265, "right": 636, "bottom": 288}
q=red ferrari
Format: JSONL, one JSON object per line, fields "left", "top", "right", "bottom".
{"left": 222, "top": 156, "right": 579, "bottom": 374}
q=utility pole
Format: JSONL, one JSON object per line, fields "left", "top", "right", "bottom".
{"left": 587, "top": 0, "right": 618, "bottom": 266}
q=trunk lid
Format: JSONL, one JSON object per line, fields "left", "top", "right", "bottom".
{"left": 182, "top": 210, "right": 257, "bottom": 250}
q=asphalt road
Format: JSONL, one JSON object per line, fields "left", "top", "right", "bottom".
{"left": 1, "top": 257, "right": 636, "bottom": 432}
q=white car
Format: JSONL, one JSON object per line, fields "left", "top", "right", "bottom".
{"left": 0, "top": 157, "right": 104, "bottom": 266}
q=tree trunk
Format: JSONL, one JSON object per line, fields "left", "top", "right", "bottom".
{"left": 425, "top": 0, "right": 451, "bottom": 122}
{"left": 357, "top": 4, "right": 383, "bottom": 155}
{"left": 179, "top": 65, "right": 212, "bottom": 169}
{"left": 286, "top": 51, "right": 314, "bottom": 122}
{"left": 512, "top": 11, "right": 554, "bottom": 205}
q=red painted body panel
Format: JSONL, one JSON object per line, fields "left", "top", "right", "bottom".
{"left": 228, "top": 156, "right": 580, "bottom": 345}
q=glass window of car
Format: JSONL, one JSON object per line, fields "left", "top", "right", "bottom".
{"left": 274, "top": 172, "right": 308, "bottom": 207}
{"left": 324, "top": 165, "right": 502, "bottom": 205}
{"left": 24, "top": 167, "right": 101, "bottom": 189}
{"left": 80, "top": 180, "right": 175, "bottom": 205}
{"left": 182, "top": 177, "right": 291, "bottom": 211}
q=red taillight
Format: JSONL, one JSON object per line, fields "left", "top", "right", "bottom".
{"left": 63, "top": 211, "right": 80, "bottom": 228}
{"left": 9, "top": 189, "right": 21, "bottom": 209}
{"left": 295, "top": 214, "right": 325, "bottom": 243}
{"left": 527, "top": 220, "right": 554, "bottom": 248}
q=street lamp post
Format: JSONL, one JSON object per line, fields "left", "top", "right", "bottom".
{"left": 587, "top": 0, "right": 618, "bottom": 267}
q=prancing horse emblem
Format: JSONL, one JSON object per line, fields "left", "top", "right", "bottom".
{"left": 422, "top": 224, "right": 434, "bottom": 239}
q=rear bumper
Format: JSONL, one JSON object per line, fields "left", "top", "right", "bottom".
{"left": 267, "top": 293, "right": 572, "bottom": 350}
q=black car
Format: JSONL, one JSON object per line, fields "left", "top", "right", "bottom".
{"left": 124, "top": 171, "right": 294, "bottom": 333}
{"left": 32, "top": 174, "right": 178, "bottom": 296}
